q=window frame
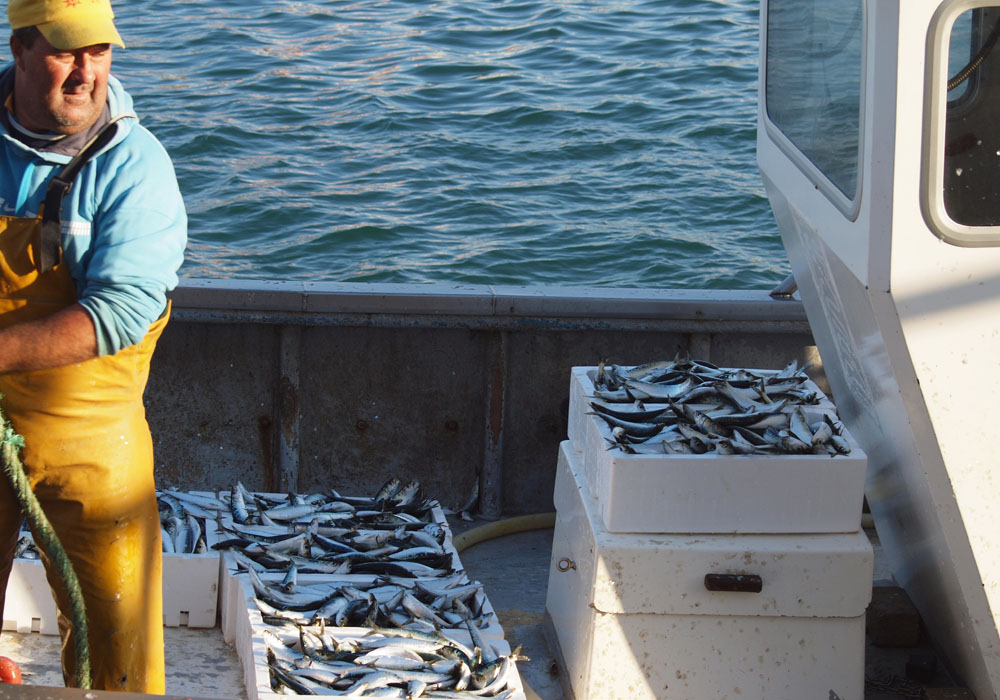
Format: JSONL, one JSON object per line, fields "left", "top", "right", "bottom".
{"left": 761, "top": 0, "right": 867, "bottom": 221}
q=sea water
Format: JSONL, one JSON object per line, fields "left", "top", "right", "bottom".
{"left": 109, "top": 0, "right": 787, "bottom": 289}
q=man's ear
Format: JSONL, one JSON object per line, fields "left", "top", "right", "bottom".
{"left": 9, "top": 35, "right": 25, "bottom": 71}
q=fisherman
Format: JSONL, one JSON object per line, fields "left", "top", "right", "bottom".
{"left": 0, "top": 0, "right": 185, "bottom": 692}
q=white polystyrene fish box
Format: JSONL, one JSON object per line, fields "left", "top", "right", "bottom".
{"left": 222, "top": 566, "right": 506, "bottom": 647}
{"left": 238, "top": 620, "right": 527, "bottom": 700}
{"left": 2, "top": 558, "right": 57, "bottom": 634}
{"left": 216, "top": 494, "right": 459, "bottom": 642}
{"left": 229, "top": 576, "right": 525, "bottom": 700}
{"left": 3, "top": 545, "right": 220, "bottom": 634}
{"left": 161, "top": 521, "right": 222, "bottom": 628}
{"left": 159, "top": 490, "right": 223, "bottom": 628}
{"left": 565, "top": 364, "right": 866, "bottom": 534}
{"left": 579, "top": 414, "right": 866, "bottom": 534}
{"left": 545, "top": 442, "right": 873, "bottom": 700}
{"left": 4, "top": 492, "right": 222, "bottom": 635}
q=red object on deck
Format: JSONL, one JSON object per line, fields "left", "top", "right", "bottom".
{"left": 0, "top": 656, "right": 22, "bottom": 684}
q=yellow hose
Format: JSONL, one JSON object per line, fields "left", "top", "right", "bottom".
{"left": 453, "top": 512, "right": 557, "bottom": 553}
{"left": 453, "top": 513, "right": 557, "bottom": 700}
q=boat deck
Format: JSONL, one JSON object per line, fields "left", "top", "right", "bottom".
{"left": 0, "top": 518, "right": 960, "bottom": 700}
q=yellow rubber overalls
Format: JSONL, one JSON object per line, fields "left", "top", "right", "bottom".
{"left": 0, "top": 121, "right": 167, "bottom": 693}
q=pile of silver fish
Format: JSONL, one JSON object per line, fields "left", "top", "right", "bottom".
{"left": 212, "top": 479, "right": 523, "bottom": 697}
{"left": 250, "top": 574, "right": 493, "bottom": 631}
{"left": 13, "top": 492, "right": 213, "bottom": 559}
{"left": 263, "top": 625, "right": 522, "bottom": 698}
{"left": 224, "top": 477, "right": 435, "bottom": 529}
{"left": 589, "top": 359, "right": 853, "bottom": 456}
{"left": 214, "top": 479, "right": 455, "bottom": 578}
{"left": 13, "top": 523, "right": 38, "bottom": 560}
{"left": 158, "top": 490, "right": 215, "bottom": 554}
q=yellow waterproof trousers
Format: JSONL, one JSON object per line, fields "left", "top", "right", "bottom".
{"left": 0, "top": 209, "right": 167, "bottom": 693}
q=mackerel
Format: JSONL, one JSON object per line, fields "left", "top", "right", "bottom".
{"left": 248, "top": 567, "right": 341, "bottom": 611}
{"left": 401, "top": 592, "right": 450, "bottom": 627}
{"left": 263, "top": 503, "right": 317, "bottom": 521}
{"left": 374, "top": 478, "right": 402, "bottom": 502}
{"left": 625, "top": 377, "right": 694, "bottom": 401}
{"left": 589, "top": 401, "right": 673, "bottom": 424}
{"left": 789, "top": 406, "right": 814, "bottom": 445}
{"left": 161, "top": 526, "right": 175, "bottom": 554}
{"left": 230, "top": 483, "right": 249, "bottom": 524}
{"left": 624, "top": 359, "right": 676, "bottom": 380}
{"left": 456, "top": 599, "right": 497, "bottom": 664}
{"left": 159, "top": 488, "right": 227, "bottom": 513}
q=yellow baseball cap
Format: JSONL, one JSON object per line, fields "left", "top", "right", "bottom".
{"left": 8, "top": 0, "right": 124, "bottom": 50}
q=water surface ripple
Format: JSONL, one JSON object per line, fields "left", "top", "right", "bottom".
{"left": 111, "top": 0, "right": 785, "bottom": 288}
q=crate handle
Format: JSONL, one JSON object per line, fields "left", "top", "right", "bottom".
{"left": 704, "top": 573, "right": 762, "bottom": 593}
{"left": 557, "top": 558, "right": 577, "bottom": 572}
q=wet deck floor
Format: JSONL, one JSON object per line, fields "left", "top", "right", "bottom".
{"left": 0, "top": 520, "right": 962, "bottom": 700}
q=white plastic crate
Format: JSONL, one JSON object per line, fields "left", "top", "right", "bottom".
{"left": 576, "top": 408, "right": 867, "bottom": 534}
{"left": 565, "top": 363, "right": 866, "bottom": 534}
{"left": 222, "top": 566, "right": 505, "bottom": 645}
{"left": 163, "top": 495, "right": 223, "bottom": 628}
{"left": 162, "top": 551, "right": 222, "bottom": 628}
{"left": 237, "top": 616, "right": 525, "bottom": 700}
{"left": 546, "top": 442, "right": 873, "bottom": 700}
{"left": 3, "top": 558, "right": 57, "bottom": 634}
{"left": 4, "top": 549, "right": 221, "bottom": 634}
{"left": 4, "top": 493, "right": 222, "bottom": 634}
{"left": 216, "top": 493, "right": 458, "bottom": 641}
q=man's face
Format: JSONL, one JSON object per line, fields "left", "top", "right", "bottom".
{"left": 9, "top": 33, "right": 112, "bottom": 135}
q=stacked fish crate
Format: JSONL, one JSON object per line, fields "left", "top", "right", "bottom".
{"left": 547, "top": 360, "right": 874, "bottom": 700}
{"left": 215, "top": 482, "right": 526, "bottom": 700}
{"left": 4, "top": 525, "right": 55, "bottom": 634}
{"left": 2, "top": 490, "right": 221, "bottom": 635}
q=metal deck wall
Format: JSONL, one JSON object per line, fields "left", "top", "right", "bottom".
{"left": 147, "top": 280, "right": 818, "bottom": 516}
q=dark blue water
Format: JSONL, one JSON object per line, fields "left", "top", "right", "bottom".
{"left": 110, "top": 0, "right": 787, "bottom": 288}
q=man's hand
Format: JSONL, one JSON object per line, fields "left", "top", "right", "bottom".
{"left": 0, "top": 303, "right": 98, "bottom": 373}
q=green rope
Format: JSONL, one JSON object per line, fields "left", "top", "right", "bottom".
{"left": 0, "top": 406, "right": 91, "bottom": 690}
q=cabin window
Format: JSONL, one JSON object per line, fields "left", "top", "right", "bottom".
{"left": 924, "top": 3, "right": 1000, "bottom": 244}
{"left": 764, "top": 0, "right": 864, "bottom": 206}
{"left": 941, "top": 6, "right": 1000, "bottom": 236}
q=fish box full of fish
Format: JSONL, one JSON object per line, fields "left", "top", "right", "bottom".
{"left": 566, "top": 360, "right": 867, "bottom": 534}
{"left": 212, "top": 481, "right": 461, "bottom": 642}
{"left": 567, "top": 360, "right": 837, "bottom": 447}
{"left": 228, "top": 571, "right": 506, "bottom": 651}
{"left": 157, "top": 490, "right": 224, "bottom": 627}
{"left": 242, "top": 609, "right": 526, "bottom": 700}
{"left": 4, "top": 491, "right": 222, "bottom": 634}
{"left": 214, "top": 479, "right": 522, "bottom": 698}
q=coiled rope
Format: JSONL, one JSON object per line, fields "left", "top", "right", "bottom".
{"left": 0, "top": 404, "right": 91, "bottom": 689}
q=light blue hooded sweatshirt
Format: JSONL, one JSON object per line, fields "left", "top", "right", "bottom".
{"left": 0, "top": 67, "right": 187, "bottom": 356}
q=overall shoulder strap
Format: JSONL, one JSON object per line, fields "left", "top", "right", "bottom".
{"left": 37, "top": 116, "right": 127, "bottom": 274}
